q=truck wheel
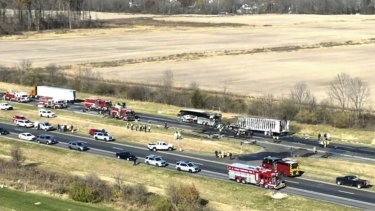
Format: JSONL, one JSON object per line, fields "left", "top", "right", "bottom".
{"left": 241, "top": 180, "right": 246, "bottom": 184}
{"left": 127, "top": 158, "right": 130, "bottom": 161}
{"left": 336, "top": 181, "right": 341, "bottom": 185}
{"left": 146, "top": 161, "right": 149, "bottom": 165}
{"left": 177, "top": 167, "right": 181, "bottom": 171}
{"left": 189, "top": 169, "right": 192, "bottom": 173}
{"left": 37, "top": 141, "right": 40, "bottom": 144}
{"left": 153, "top": 148, "right": 157, "bottom": 152}
{"left": 95, "top": 137, "right": 98, "bottom": 140}
{"left": 117, "top": 156, "right": 120, "bottom": 159}
{"left": 168, "top": 147, "right": 172, "bottom": 151}
{"left": 357, "top": 184, "right": 362, "bottom": 189}
{"left": 69, "top": 146, "right": 72, "bottom": 150}
{"left": 156, "top": 163, "right": 159, "bottom": 167}
{"left": 264, "top": 184, "right": 269, "bottom": 189}
{"left": 40, "top": 114, "right": 42, "bottom": 117}
{"left": 236, "top": 178, "right": 241, "bottom": 183}
{"left": 104, "top": 138, "right": 107, "bottom": 142}
{"left": 280, "top": 172, "right": 285, "bottom": 177}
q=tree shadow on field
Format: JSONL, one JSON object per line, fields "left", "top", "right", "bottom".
{"left": 23, "top": 162, "right": 43, "bottom": 168}
{"left": 199, "top": 198, "right": 209, "bottom": 206}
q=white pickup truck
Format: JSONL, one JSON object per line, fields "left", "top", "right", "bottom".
{"left": 0, "top": 102, "right": 13, "bottom": 110}
{"left": 147, "top": 141, "right": 175, "bottom": 151}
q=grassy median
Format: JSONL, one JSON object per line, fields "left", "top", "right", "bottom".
{"left": 0, "top": 138, "right": 360, "bottom": 211}
{"left": 0, "top": 101, "right": 261, "bottom": 156}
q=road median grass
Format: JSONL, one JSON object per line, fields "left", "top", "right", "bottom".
{"left": 0, "top": 138, "right": 360, "bottom": 211}
{"left": 0, "top": 187, "right": 115, "bottom": 211}
{"left": 0, "top": 101, "right": 262, "bottom": 156}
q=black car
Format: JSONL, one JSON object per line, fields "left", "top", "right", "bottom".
{"left": 336, "top": 175, "right": 371, "bottom": 189}
{"left": 0, "top": 127, "right": 9, "bottom": 135}
{"left": 36, "top": 134, "right": 58, "bottom": 145}
{"left": 115, "top": 151, "right": 136, "bottom": 161}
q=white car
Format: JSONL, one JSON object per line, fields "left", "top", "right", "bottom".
{"left": 93, "top": 132, "right": 114, "bottom": 141}
{"left": 0, "top": 103, "right": 13, "bottom": 110}
{"left": 19, "top": 132, "right": 36, "bottom": 141}
{"left": 16, "top": 119, "right": 34, "bottom": 128}
{"left": 175, "top": 161, "right": 200, "bottom": 173}
{"left": 34, "top": 121, "right": 53, "bottom": 131}
{"left": 145, "top": 155, "right": 167, "bottom": 167}
{"left": 39, "top": 109, "right": 56, "bottom": 118}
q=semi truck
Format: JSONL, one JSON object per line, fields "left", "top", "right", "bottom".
{"left": 29, "top": 86, "right": 77, "bottom": 102}
{"left": 237, "top": 116, "right": 290, "bottom": 136}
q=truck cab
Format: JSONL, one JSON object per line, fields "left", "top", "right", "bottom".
{"left": 147, "top": 141, "right": 175, "bottom": 151}
{"left": 262, "top": 157, "right": 300, "bottom": 177}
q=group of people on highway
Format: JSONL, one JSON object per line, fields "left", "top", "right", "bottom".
{"left": 126, "top": 122, "right": 151, "bottom": 132}
{"left": 215, "top": 150, "right": 233, "bottom": 159}
{"left": 57, "top": 123, "right": 75, "bottom": 132}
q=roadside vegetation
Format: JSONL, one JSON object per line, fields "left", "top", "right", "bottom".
{"left": 0, "top": 138, "right": 361, "bottom": 211}
{"left": 0, "top": 61, "right": 375, "bottom": 145}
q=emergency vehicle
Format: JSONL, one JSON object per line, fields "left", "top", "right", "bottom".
{"left": 84, "top": 98, "right": 112, "bottom": 111}
{"left": 3, "top": 91, "right": 30, "bottom": 102}
{"left": 261, "top": 156, "right": 300, "bottom": 177}
{"left": 38, "top": 97, "right": 67, "bottom": 109}
{"left": 228, "top": 163, "right": 285, "bottom": 189}
{"left": 110, "top": 102, "right": 136, "bottom": 121}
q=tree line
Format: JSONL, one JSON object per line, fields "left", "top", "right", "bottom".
{"left": 1, "top": 0, "right": 374, "bottom": 35}
{"left": 0, "top": 61, "right": 373, "bottom": 129}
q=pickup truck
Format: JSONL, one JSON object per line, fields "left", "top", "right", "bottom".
{"left": 336, "top": 175, "right": 371, "bottom": 189}
{"left": 147, "top": 141, "right": 175, "bottom": 152}
{"left": 0, "top": 102, "right": 13, "bottom": 110}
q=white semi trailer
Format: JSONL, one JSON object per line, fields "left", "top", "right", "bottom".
{"left": 237, "top": 116, "right": 290, "bottom": 135}
{"left": 29, "top": 86, "right": 77, "bottom": 102}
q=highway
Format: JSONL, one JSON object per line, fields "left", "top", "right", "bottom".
{"left": 1, "top": 122, "right": 375, "bottom": 210}
{"left": 42, "top": 100, "right": 375, "bottom": 161}
{"left": 6, "top": 98, "right": 375, "bottom": 161}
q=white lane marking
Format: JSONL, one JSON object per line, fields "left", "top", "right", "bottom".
{"left": 338, "top": 190, "right": 354, "bottom": 195}
{"left": 193, "top": 163, "right": 204, "bottom": 166}
{"left": 113, "top": 147, "right": 123, "bottom": 150}
{"left": 285, "top": 180, "right": 299, "bottom": 184}
{"left": 296, "top": 143, "right": 306, "bottom": 145}
{"left": 14, "top": 129, "right": 23, "bottom": 131}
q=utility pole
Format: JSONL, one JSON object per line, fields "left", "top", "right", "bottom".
{"left": 68, "top": 1, "right": 71, "bottom": 30}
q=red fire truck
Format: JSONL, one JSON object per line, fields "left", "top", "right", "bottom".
{"left": 3, "top": 91, "right": 30, "bottom": 102}
{"left": 38, "top": 97, "right": 67, "bottom": 109}
{"left": 228, "top": 163, "right": 285, "bottom": 189}
{"left": 110, "top": 103, "right": 136, "bottom": 121}
{"left": 261, "top": 156, "right": 300, "bottom": 177}
{"left": 84, "top": 98, "right": 112, "bottom": 111}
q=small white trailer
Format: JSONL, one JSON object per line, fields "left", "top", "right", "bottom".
{"left": 237, "top": 116, "right": 290, "bottom": 135}
{"left": 30, "top": 86, "right": 77, "bottom": 102}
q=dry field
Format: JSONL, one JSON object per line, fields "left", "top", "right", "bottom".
{"left": 0, "top": 138, "right": 360, "bottom": 211}
{"left": 1, "top": 14, "right": 375, "bottom": 99}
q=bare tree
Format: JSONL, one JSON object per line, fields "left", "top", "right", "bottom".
{"left": 17, "top": 59, "right": 33, "bottom": 85}
{"left": 290, "top": 82, "right": 314, "bottom": 108}
{"left": 327, "top": 73, "right": 351, "bottom": 111}
{"left": 159, "top": 69, "right": 174, "bottom": 104}
{"left": 10, "top": 146, "right": 25, "bottom": 167}
{"left": 261, "top": 93, "right": 276, "bottom": 117}
{"left": 348, "top": 77, "right": 371, "bottom": 113}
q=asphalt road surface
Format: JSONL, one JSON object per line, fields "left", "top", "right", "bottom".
{"left": 14, "top": 99, "right": 375, "bottom": 162}
{"left": 1, "top": 122, "right": 375, "bottom": 210}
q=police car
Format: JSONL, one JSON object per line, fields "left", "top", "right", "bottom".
{"left": 175, "top": 161, "right": 200, "bottom": 173}
{"left": 145, "top": 155, "right": 167, "bottom": 167}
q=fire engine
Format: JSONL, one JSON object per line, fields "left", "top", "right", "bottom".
{"left": 38, "top": 97, "right": 67, "bottom": 109}
{"left": 110, "top": 102, "right": 136, "bottom": 121}
{"left": 3, "top": 91, "right": 30, "bottom": 102}
{"left": 228, "top": 163, "right": 285, "bottom": 189}
{"left": 261, "top": 156, "right": 300, "bottom": 177}
{"left": 84, "top": 98, "right": 112, "bottom": 111}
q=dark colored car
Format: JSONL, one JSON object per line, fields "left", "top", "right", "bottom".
{"left": 115, "top": 151, "right": 136, "bottom": 161}
{"left": 0, "top": 127, "right": 9, "bottom": 135}
{"left": 68, "top": 141, "right": 89, "bottom": 151}
{"left": 36, "top": 134, "right": 58, "bottom": 145}
{"left": 336, "top": 175, "right": 371, "bottom": 189}
{"left": 89, "top": 129, "right": 106, "bottom": 136}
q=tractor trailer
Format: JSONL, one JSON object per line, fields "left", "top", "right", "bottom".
{"left": 29, "top": 86, "right": 77, "bottom": 102}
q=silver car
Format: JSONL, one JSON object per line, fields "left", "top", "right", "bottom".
{"left": 36, "top": 134, "right": 58, "bottom": 145}
{"left": 145, "top": 155, "right": 167, "bottom": 167}
{"left": 68, "top": 141, "right": 89, "bottom": 151}
{"left": 175, "top": 161, "right": 200, "bottom": 173}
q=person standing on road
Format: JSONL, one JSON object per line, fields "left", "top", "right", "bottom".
{"left": 133, "top": 157, "right": 138, "bottom": 166}
{"left": 57, "top": 123, "right": 60, "bottom": 132}
{"left": 229, "top": 152, "right": 233, "bottom": 160}
{"left": 318, "top": 133, "right": 321, "bottom": 141}
{"left": 215, "top": 150, "right": 218, "bottom": 158}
